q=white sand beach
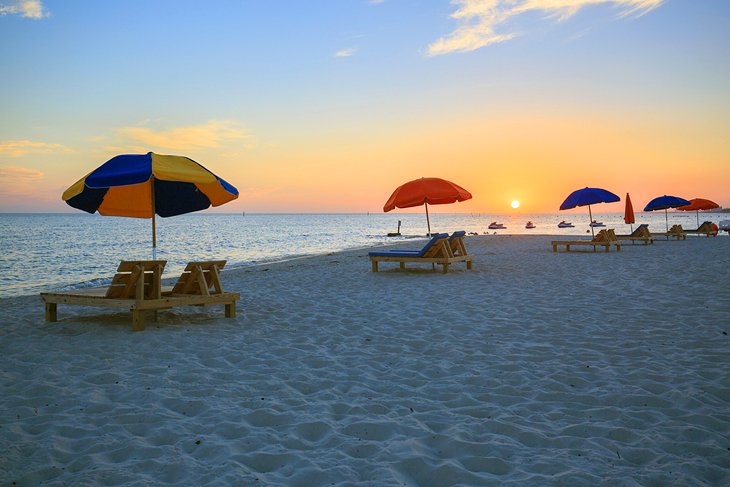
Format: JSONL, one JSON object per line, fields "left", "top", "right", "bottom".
{"left": 1, "top": 235, "right": 729, "bottom": 486}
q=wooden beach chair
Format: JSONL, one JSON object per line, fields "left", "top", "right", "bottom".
{"left": 614, "top": 224, "right": 654, "bottom": 245}
{"left": 650, "top": 224, "right": 687, "bottom": 240}
{"left": 685, "top": 221, "right": 717, "bottom": 237}
{"left": 41, "top": 260, "right": 239, "bottom": 332}
{"left": 369, "top": 233, "right": 469, "bottom": 273}
{"left": 448, "top": 231, "right": 473, "bottom": 270}
{"left": 551, "top": 229, "right": 622, "bottom": 253}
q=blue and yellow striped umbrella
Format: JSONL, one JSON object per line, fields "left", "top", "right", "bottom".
{"left": 63, "top": 152, "right": 238, "bottom": 258}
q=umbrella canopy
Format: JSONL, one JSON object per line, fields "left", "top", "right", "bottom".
{"left": 383, "top": 177, "right": 471, "bottom": 235}
{"left": 559, "top": 187, "right": 620, "bottom": 236}
{"left": 643, "top": 195, "right": 690, "bottom": 232}
{"left": 624, "top": 192, "right": 635, "bottom": 227}
{"left": 63, "top": 152, "right": 238, "bottom": 258}
{"left": 677, "top": 198, "right": 720, "bottom": 227}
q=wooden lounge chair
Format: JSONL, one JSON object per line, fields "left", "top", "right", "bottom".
{"left": 41, "top": 260, "right": 239, "bottom": 331}
{"left": 650, "top": 224, "right": 687, "bottom": 240}
{"left": 369, "top": 233, "right": 469, "bottom": 273}
{"left": 551, "top": 229, "right": 622, "bottom": 253}
{"left": 448, "top": 231, "right": 473, "bottom": 270}
{"left": 685, "top": 221, "right": 717, "bottom": 237}
{"left": 614, "top": 224, "right": 654, "bottom": 245}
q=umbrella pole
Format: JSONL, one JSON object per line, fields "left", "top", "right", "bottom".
{"left": 151, "top": 181, "right": 157, "bottom": 260}
{"left": 665, "top": 208, "right": 669, "bottom": 233}
{"left": 425, "top": 201, "right": 431, "bottom": 236}
{"left": 696, "top": 210, "right": 699, "bottom": 228}
{"left": 588, "top": 204, "right": 594, "bottom": 237}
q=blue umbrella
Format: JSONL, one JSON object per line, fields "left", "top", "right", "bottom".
{"left": 643, "top": 195, "right": 690, "bottom": 232}
{"left": 560, "top": 187, "right": 620, "bottom": 236}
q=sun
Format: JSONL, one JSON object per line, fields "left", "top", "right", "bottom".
{"left": 511, "top": 200, "right": 520, "bottom": 209}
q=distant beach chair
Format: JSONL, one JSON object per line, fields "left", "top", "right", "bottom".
{"left": 684, "top": 221, "right": 717, "bottom": 237}
{"left": 551, "top": 229, "right": 622, "bottom": 253}
{"left": 650, "top": 224, "right": 687, "bottom": 240}
{"left": 369, "top": 233, "right": 469, "bottom": 273}
{"left": 41, "top": 260, "right": 239, "bottom": 332}
{"left": 614, "top": 224, "right": 654, "bottom": 245}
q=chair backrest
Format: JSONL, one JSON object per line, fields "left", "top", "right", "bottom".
{"left": 105, "top": 260, "right": 166, "bottom": 300}
{"left": 605, "top": 229, "right": 619, "bottom": 242}
{"left": 449, "top": 231, "right": 468, "bottom": 256}
{"left": 696, "top": 221, "right": 713, "bottom": 232}
{"left": 171, "top": 260, "right": 227, "bottom": 295}
{"left": 669, "top": 224, "right": 684, "bottom": 234}
{"left": 418, "top": 234, "right": 450, "bottom": 258}
{"left": 592, "top": 229, "right": 609, "bottom": 242}
{"left": 630, "top": 224, "right": 649, "bottom": 237}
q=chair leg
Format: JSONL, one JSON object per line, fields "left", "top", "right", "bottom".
{"left": 45, "top": 302, "right": 57, "bottom": 322}
{"left": 225, "top": 301, "right": 236, "bottom": 318}
{"left": 371, "top": 260, "right": 378, "bottom": 272}
{"left": 132, "top": 309, "right": 145, "bottom": 332}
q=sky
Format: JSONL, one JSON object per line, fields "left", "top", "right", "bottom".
{"left": 1, "top": 0, "right": 729, "bottom": 215}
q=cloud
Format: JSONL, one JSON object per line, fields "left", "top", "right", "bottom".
{"left": 426, "top": 0, "right": 663, "bottom": 56}
{"left": 0, "top": 166, "right": 44, "bottom": 197}
{"left": 335, "top": 48, "right": 357, "bottom": 58}
{"left": 115, "top": 120, "right": 253, "bottom": 152}
{"left": 0, "top": 0, "right": 48, "bottom": 19}
{"left": 0, "top": 140, "right": 71, "bottom": 157}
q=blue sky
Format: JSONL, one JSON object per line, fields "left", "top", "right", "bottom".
{"left": 1, "top": 1, "right": 729, "bottom": 213}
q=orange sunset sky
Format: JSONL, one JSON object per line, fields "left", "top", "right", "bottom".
{"left": 1, "top": 1, "right": 728, "bottom": 214}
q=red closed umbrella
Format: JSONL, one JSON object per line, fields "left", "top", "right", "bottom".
{"left": 624, "top": 193, "right": 635, "bottom": 231}
{"left": 677, "top": 198, "right": 720, "bottom": 227}
{"left": 383, "top": 177, "right": 472, "bottom": 235}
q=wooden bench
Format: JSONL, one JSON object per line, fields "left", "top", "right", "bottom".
{"left": 615, "top": 224, "right": 654, "bottom": 245}
{"left": 41, "top": 260, "right": 239, "bottom": 331}
{"left": 552, "top": 229, "right": 622, "bottom": 253}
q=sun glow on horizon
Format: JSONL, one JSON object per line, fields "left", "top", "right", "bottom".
{"left": 511, "top": 200, "right": 520, "bottom": 209}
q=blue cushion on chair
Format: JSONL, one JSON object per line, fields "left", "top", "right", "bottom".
{"left": 368, "top": 233, "right": 448, "bottom": 257}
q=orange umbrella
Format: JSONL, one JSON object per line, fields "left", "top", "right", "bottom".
{"left": 677, "top": 198, "right": 720, "bottom": 227}
{"left": 624, "top": 192, "right": 635, "bottom": 231}
{"left": 383, "top": 177, "right": 472, "bottom": 235}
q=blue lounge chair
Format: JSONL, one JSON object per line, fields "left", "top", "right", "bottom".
{"left": 369, "top": 233, "right": 470, "bottom": 273}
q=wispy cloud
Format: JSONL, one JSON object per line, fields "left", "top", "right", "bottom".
{"left": 0, "top": 140, "right": 70, "bottom": 157}
{"left": 426, "top": 0, "right": 663, "bottom": 56}
{"left": 335, "top": 47, "right": 357, "bottom": 58}
{"left": 115, "top": 120, "right": 254, "bottom": 153}
{"left": 0, "top": 166, "right": 44, "bottom": 196}
{"left": 0, "top": 0, "right": 49, "bottom": 19}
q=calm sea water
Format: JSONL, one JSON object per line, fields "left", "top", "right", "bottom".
{"left": 0, "top": 211, "right": 726, "bottom": 297}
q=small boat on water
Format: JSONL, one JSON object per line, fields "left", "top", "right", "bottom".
{"left": 557, "top": 221, "right": 574, "bottom": 228}
{"left": 525, "top": 221, "right": 536, "bottom": 229}
{"left": 488, "top": 222, "right": 506, "bottom": 230}
{"left": 589, "top": 220, "right": 606, "bottom": 227}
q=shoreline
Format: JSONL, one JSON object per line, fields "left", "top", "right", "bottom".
{"left": 1, "top": 235, "right": 729, "bottom": 485}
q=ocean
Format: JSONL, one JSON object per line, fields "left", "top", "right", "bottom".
{"left": 0, "top": 211, "right": 726, "bottom": 298}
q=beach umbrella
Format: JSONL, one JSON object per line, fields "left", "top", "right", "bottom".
{"left": 383, "top": 177, "right": 472, "bottom": 235}
{"left": 63, "top": 152, "right": 239, "bottom": 259}
{"left": 559, "top": 187, "right": 620, "bottom": 236}
{"left": 643, "top": 195, "right": 690, "bottom": 232}
{"left": 624, "top": 192, "right": 635, "bottom": 232}
{"left": 677, "top": 198, "right": 720, "bottom": 227}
